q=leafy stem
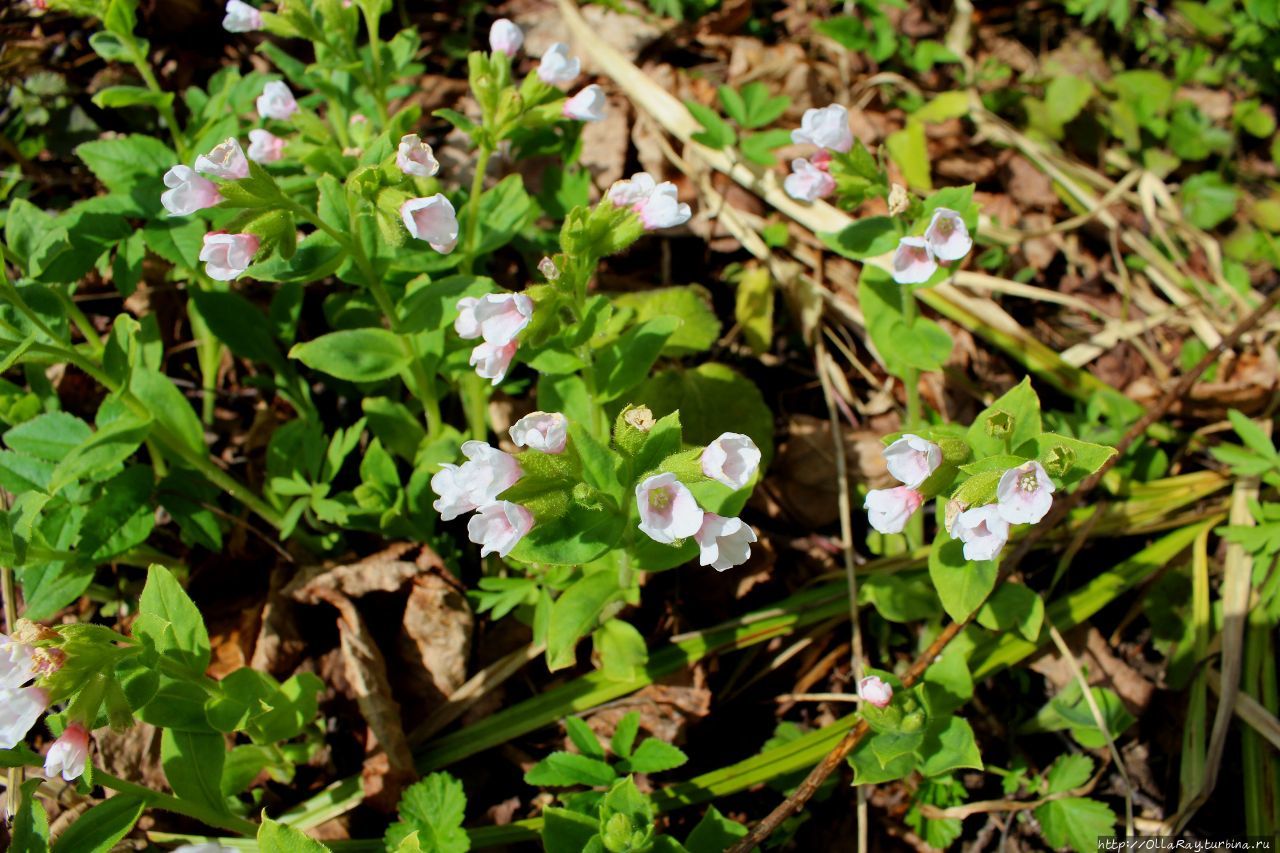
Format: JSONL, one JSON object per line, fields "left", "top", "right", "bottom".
{"left": 359, "top": 4, "right": 391, "bottom": 125}
{"left": 91, "top": 767, "right": 258, "bottom": 836}
{"left": 461, "top": 143, "right": 493, "bottom": 275}
{"left": 124, "top": 38, "right": 187, "bottom": 163}
{"left": 900, "top": 285, "right": 921, "bottom": 429}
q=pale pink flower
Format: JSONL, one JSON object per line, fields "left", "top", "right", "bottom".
{"left": 701, "top": 433, "right": 761, "bottom": 490}
{"left": 636, "top": 473, "right": 704, "bottom": 544}
{"left": 199, "top": 232, "right": 259, "bottom": 281}
{"left": 468, "top": 501, "right": 534, "bottom": 558}
{"left": 784, "top": 157, "right": 836, "bottom": 202}
{"left": 430, "top": 441, "right": 523, "bottom": 521}
{"left": 891, "top": 236, "right": 937, "bottom": 285}
{"left": 222, "top": 0, "right": 262, "bottom": 32}
{"left": 694, "top": 513, "right": 757, "bottom": 571}
{"left": 396, "top": 134, "right": 440, "bottom": 178}
{"left": 537, "top": 43, "right": 581, "bottom": 87}
{"left": 488, "top": 18, "right": 523, "bottom": 57}
{"left": 0, "top": 686, "right": 46, "bottom": 750}
{"left": 791, "top": 104, "right": 853, "bottom": 153}
{"left": 635, "top": 184, "right": 692, "bottom": 230}
{"left": 257, "top": 81, "right": 298, "bottom": 121}
{"left": 883, "top": 434, "right": 942, "bottom": 489}
{"left": 924, "top": 207, "right": 973, "bottom": 262}
{"left": 510, "top": 411, "right": 568, "bottom": 454}
{"left": 470, "top": 340, "right": 518, "bottom": 385}
{"left": 864, "top": 486, "right": 923, "bottom": 535}
{"left": 563, "top": 85, "right": 606, "bottom": 122}
{"left": 247, "top": 129, "right": 285, "bottom": 164}
{"left": 951, "top": 504, "right": 1010, "bottom": 562}
{"left": 193, "top": 138, "right": 249, "bottom": 180}
{"left": 454, "top": 296, "right": 482, "bottom": 339}
{"left": 996, "top": 461, "right": 1055, "bottom": 525}
{"left": 472, "top": 293, "right": 534, "bottom": 345}
{"left": 858, "top": 675, "right": 893, "bottom": 708}
{"left": 0, "top": 633, "right": 34, "bottom": 690}
{"left": 43, "top": 722, "right": 89, "bottom": 782}
{"left": 401, "top": 195, "right": 459, "bottom": 253}
{"left": 607, "top": 172, "right": 658, "bottom": 208}
{"left": 812, "top": 150, "right": 833, "bottom": 170}
{"left": 161, "top": 166, "right": 221, "bottom": 215}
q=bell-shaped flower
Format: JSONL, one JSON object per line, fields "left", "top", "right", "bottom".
{"left": 430, "top": 440, "right": 523, "bottom": 521}
{"left": 858, "top": 675, "right": 893, "bottom": 708}
{"left": 488, "top": 18, "right": 523, "bottom": 57}
{"left": 0, "top": 686, "right": 47, "bottom": 750}
{"left": 43, "top": 722, "right": 90, "bottom": 782}
{"left": 864, "top": 486, "right": 923, "bottom": 535}
{"left": 510, "top": 411, "right": 568, "bottom": 454}
{"left": 199, "top": 232, "right": 259, "bottom": 281}
{"left": 537, "top": 43, "right": 581, "bottom": 87}
{"left": 563, "top": 85, "right": 606, "bottom": 122}
{"left": 951, "top": 504, "right": 1010, "bottom": 562}
{"left": 702, "top": 432, "right": 762, "bottom": 490}
{"left": 883, "top": 433, "right": 942, "bottom": 489}
{"left": 694, "top": 513, "right": 757, "bottom": 571}
{"left": 194, "top": 138, "right": 249, "bottom": 180}
{"left": 247, "top": 129, "right": 285, "bottom": 164}
{"left": 0, "top": 633, "right": 34, "bottom": 690}
{"left": 222, "top": 0, "right": 262, "bottom": 32}
{"left": 401, "top": 194, "right": 459, "bottom": 253}
{"left": 636, "top": 472, "right": 704, "bottom": 545}
{"left": 996, "top": 461, "right": 1055, "bottom": 525}
{"left": 635, "top": 184, "right": 692, "bottom": 231}
{"left": 471, "top": 293, "right": 534, "bottom": 345}
{"left": 608, "top": 172, "right": 658, "bottom": 208}
{"left": 161, "top": 166, "right": 223, "bottom": 216}
{"left": 396, "top": 133, "right": 440, "bottom": 178}
{"left": 783, "top": 157, "right": 835, "bottom": 202}
{"left": 891, "top": 236, "right": 937, "bottom": 285}
{"left": 924, "top": 207, "right": 972, "bottom": 262}
{"left": 257, "top": 81, "right": 298, "bottom": 121}
{"left": 470, "top": 340, "right": 518, "bottom": 385}
{"left": 468, "top": 501, "right": 535, "bottom": 558}
{"left": 791, "top": 104, "right": 853, "bottom": 153}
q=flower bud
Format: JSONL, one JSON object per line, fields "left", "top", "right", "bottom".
{"left": 791, "top": 104, "right": 853, "bottom": 153}
{"left": 563, "top": 85, "right": 606, "bottom": 122}
{"left": 858, "top": 675, "right": 893, "bottom": 708}
{"left": 257, "top": 80, "right": 298, "bottom": 121}
{"left": 44, "top": 722, "right": 90, "bottom": 782}
{"left": 199, "top": 232, "right": 260, "bottom": 281}
{"left": 488, "top": 18, "right": 523, "bottom": 57}
{"left": 223, "top": 0, "right": 262, "bottom": 32}
{"left": 247, "top": 129, "right": 285, "bottom": 164}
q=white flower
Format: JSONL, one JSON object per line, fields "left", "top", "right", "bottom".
{"left": 0, "top": 686, "right": 46, "bottom": 750}
{"left": 996, "top": 461, "right": 1055, "bottom": 525}
{"left": 396, "top": 134, "right": 440, "bottom": 178}
{"left": 864, "top": 486, "right": 923, "bottom": 535}
{"left": 538, "top": 256, "right": 560, "bottom": 281}
{"left": 635, "top": 473, "right": 704, "bottom": 544}
{"left": 43, "top": 722, "right": 89, "bottom": 782}
{"left": 257, "top": 80, "right": 298, "bottom": 121}
{"left": 488, "top": 18, "right": 523, "bottom": 57}
{"left": 608, "top": 172, "right": 658, "bottom": 208}
{"left": 160, "top": 166, "right": 222, "bottom": 216}
{"left": 470, "top": 340, "right": 518, "bottom": 385}
{"left": 430, "top": 441, "right": 523, "bottom": 521}
{"left": 701, "top": 432, "right": 761, "bottom": 490}
{"left": 635, "top": 184, "right": 692, "bottom": 231}
{"left": 791, "top": 104, "right": 853, "bottom": 153}
{"left": 467, "top": 501, "right": 534, "bottom": 557}
{"left": 0, "top": 633, "right": 34, "bottom": 690}
{"left": 783, "top": 157, "right": 835, "bottom": 202}
{"left": 401, "top": 194, "right": 459, "bottom": 253}
{"left": 891, "top": 236, "right": 937, "bottom": 285}
{"left": 563, "top": 85, "right": 606, "bottom": 122}
{"left": 951, "top": 504, "right": 1010, "bottom": 562}
{"left": 537, "top": 43, "right": 581, "bottom": 87}
{"left": 453, "top": 293, "right": 533, "bottom": 346}
{"left": 858, "top": 675, "right": 893, "bottom": 708}
{"left": 222, "top": 0, "right": 261, "bottom": 32}
{"left": 193, "top": 138, "right": 249, "bottom": 180}
{"left": 883, "top": 434, "right": 942, "bottom": 489}
{"left": 510, "top": 411, "right": 568, "bottom": 454}
{"left": 199, "top": 232, "right": 259, "bottom": 281}
{"left": 694, "top": 513, "right": 757, "bottom": 571}
{"left": 247, "top": 129, "right": 284, "bottom": 163}
{"left": 924, "top": 207, "right": 973, "bottom": 262}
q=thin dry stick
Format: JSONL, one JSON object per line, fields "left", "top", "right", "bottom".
{"left": 728, "top": 286, "right": 1280, "bottom": 852}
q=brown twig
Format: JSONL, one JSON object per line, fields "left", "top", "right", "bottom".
{"left": 728, "top": 286, "right": 1280, "bottom": 851}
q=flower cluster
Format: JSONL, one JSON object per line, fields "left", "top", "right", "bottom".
{"left": 454, "top": 292, "right": 534, "bottom": 384}
{"left": 1, "top": 627, "right": 88, "bottom": 782}
{"left": 607, "top": 172, "right": 693, "bottom": 231}
{"left": 635, "top": 433, "right": 761, "bottom": 571}
{"left": 490, "top": 19, "right": 605, "bottom": 123}
{"left": 784, "top": 104, "right": 851, "bottom": 203}
{"left": 891, "top": 208, "right": 973, "bottom": 284}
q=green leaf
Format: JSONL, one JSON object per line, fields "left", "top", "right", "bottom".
{"left": 885, "top": 120, "right": 931, "bottom": 190}
{"left": 1181, "top": 172, "right": 1238, "bottom": 229}
{"left": 611, "top": 712, "right": 641, "bottom": 760}
{"left": 849, "top": 734, "right": 919, "bottom": 785}
{"left": 869, "top": 731, "right": 925, "bottom": 768}
{"left": 4, "top": 412, "right": 91, "bottom": 461}
{"left": 1044, "top": 753, "right": 1094, "bottom": 794}
{"left": 77, "top": 464, "right": 155, "bottom": 561}
{"left": 819, "top": 216, "right": 903, "bottom": 260}
{"left": 1015, "top": 432, "right": 1116, "bottom": 487}
{"left": 74, "top": 134, "right": 175, "bottom": 196}
{"left": 684, "top": 806, "right": 747, "bottom": 853}
{"left": 135, "top": 564, "right": 211, "bottom": 676}
{"left": 541, "top": 807, "right": 599, "bottom": 853}
{"left": 594, "top": 316, "right": 680, "bottom": 402}
{"left": 48, "top": 412, "right": 151, "bottom": 494}
{"left": 129, "top": 368, "right": 206, "bottom": 456}
{"left": 564, "top": 716, "right": 606, "bottom": 760}
{"left": 1034, "top": 797, "right": 1117, "bottom": 853}
{"left": 621, "top": 738, "right": 688, "bottom": 774}
{"left": 290, "top": 328, "right": 410, "bottom": 382}
{"left": 593, "top": 618, "right": 649, "bottom": 682}
{"left": 162, "top": 729, "right": 231, "bottom": 818}
{"left": 912, "top": 90, "right": 969, "bottom": 124}
{"left": 510, "top": 504, "right": 627, "bottom": 567}
{"left": 739, "top": 129, "right": 794, "bottom": 166}
{"left": 525, "top": 751, "right": 618, "bottom": 787}
{"left": 5, "top": 198, "right": 54, "bottom": 266}
{"left": 917, "top": 716, "right": 983, "bottom": 776}
{"left": 861, "top": 571, "right": 941, "bottom": 623}
{"left": 928, "top": 531, "right": 999, "bottom": 621}
{"left": 50, "top": 796, "right": 144, "bottom": 853}
{"left": 1046, "top": 74, "right": 1094, "bottom": 128}
{"left": 546, "top": 569, "right": 626, "bottom": 671}
{"left": 858, "top": 265, "right": 953, "bottom": 374}
{"left": 568, "top": 422, "right": 623, "bottom": 501}
{"left": 258, "top": 815, "right": 333, "bottom": 852}
{"left": 384, "top": 773, "right": 471, "bottom": 852}
{"left": 734, "top": 81, "right": 790, "bottom": 129}
{"left": 976, "top": 582, "right": 1044, "bottom": 641}
{"left": 10, "top": 777, "right": 49, "bottom": 853}
{"left": 685, "top": 100, "right": 736, "bottom": 149}
{"left": 1227, "top": 409, "right": 1277, "bottom": 458}
{"left": 610, "top": 286, "right": 721, "bottom": 356}
{"left": 734, "top": 266, "right": 774, "bottom": 354}
{"left": 966, "top": 377, "right": 1042, "bottom": 458}
{"left": 633, "top": 363, "right": 775, "bottom": 464}
{"left": 91, "top": 85, "right": 175, "bottom": 111}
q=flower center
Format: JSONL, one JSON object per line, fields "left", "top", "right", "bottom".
{"left": 1018, "top": 472, "right": 1038, "bottom": 492}
{"left": 935, "top": 218, "right": 954, "bottom": 237}
{"left": 648, "top": 488, "right": 671, "bottom": 511}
